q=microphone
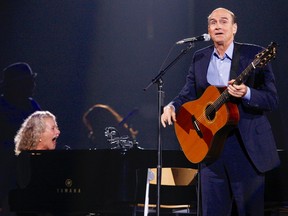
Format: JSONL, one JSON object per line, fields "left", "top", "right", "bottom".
{"left": 176, "top": 33, "right": 210, "bottom": 44}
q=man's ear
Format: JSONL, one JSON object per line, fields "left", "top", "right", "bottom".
{"left": 233, "top": 23, "right": 238, "bottom": 35}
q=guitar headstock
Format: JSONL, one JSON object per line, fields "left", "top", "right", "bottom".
{"left": 255, "top": 42, "right": 277, "bottom": 68}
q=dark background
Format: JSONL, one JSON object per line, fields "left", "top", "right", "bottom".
{"left": 0, "top": 0, "right": 287, "bottom": 151}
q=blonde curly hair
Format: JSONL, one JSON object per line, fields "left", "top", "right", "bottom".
{"left": 14, "top": 111, "right": 56, "bottom": 156}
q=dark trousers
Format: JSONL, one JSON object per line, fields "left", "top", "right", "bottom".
{"left": 200, "top": 133, "right": 265, "bottom": 216}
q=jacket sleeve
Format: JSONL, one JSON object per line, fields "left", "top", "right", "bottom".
{"left": 241, "top": 48, "right": 279, "bottom": 113}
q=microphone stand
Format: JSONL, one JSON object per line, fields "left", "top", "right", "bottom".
{"left": 144, "top": 42, "right": 195, "bottom": 216}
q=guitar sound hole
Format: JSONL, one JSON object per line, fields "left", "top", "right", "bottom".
{"left": 206, "top": 104, "right": 216, "bottom": 121}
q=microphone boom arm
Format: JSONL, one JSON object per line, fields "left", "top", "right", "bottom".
{"left": 144, "top": 43, "right": 195, "bottom": 91}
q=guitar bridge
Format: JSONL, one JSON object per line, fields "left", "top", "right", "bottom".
{"left": 192, "top": 115, "right": 203, "bottom": 138}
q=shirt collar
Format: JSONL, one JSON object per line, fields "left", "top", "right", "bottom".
{"left": 213, "top": 42, "right": 234, "bottom": 60}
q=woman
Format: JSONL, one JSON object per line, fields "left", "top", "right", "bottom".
{"left": 14, "top": 110, "right": 60, "bottom": 155}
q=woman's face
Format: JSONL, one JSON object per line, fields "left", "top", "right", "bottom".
{"left": 37, "top": 117, "right": 60, "bottom": 150}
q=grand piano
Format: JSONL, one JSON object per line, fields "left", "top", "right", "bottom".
{"left": 9, "top": 149, "right": 198, "bottom": 215}
{"left": 9, "top": 148, "right": 288, "bottom": 215}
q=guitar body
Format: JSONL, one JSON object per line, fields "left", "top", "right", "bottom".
{"left": 174, "top": 85, "right": 240, "bottom": 164}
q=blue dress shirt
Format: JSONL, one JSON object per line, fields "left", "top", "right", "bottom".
{"left": 207, "top": 42, "right": 250, "bottom": 100}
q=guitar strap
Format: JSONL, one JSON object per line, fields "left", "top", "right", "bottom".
{"left": 229, "top": 43, "right": 241, "bottom": 79}
{"left": 229, "top": 43, "right": 242, "bottom": 105}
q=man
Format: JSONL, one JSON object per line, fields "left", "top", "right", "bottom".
{"left": 0, "top": 62, "right": 41, "bottom": 214}
{"left": 0, "top": 62, "right": 41, "bottom": 150}
{"left": 161, "top": 8, "right": 279, "bottom": 216}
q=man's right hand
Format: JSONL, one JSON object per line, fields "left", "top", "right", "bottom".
{"left": 161, "top": 105, "right": 176, "bottom": 128}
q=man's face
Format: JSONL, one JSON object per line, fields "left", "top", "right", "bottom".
{"left": 4, "top": 77, "right": 36, "bottom": 98}
{"left": 208, "top": 8, "right": 237, "bottom": 46}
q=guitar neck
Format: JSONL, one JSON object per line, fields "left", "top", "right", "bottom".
{"left": 233, "top": 62, "right": 256, "bottom": 85}
{"left": 213, "top": 89, "right": 229, "bottom": 111}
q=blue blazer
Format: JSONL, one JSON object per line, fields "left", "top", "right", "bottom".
{"left": 171, "top": 42, "right": 280, "bottom": 173}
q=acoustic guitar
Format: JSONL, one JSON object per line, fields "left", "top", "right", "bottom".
{"left": 174, "top": 42, "right": 277, "bottom": 164}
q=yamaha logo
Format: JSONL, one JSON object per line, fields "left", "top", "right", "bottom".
{"left": 56, "top": 179, "right": 81, "bottom": 194}
{"left": 65, "top": 179, "right": 73, "bottom": 187}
